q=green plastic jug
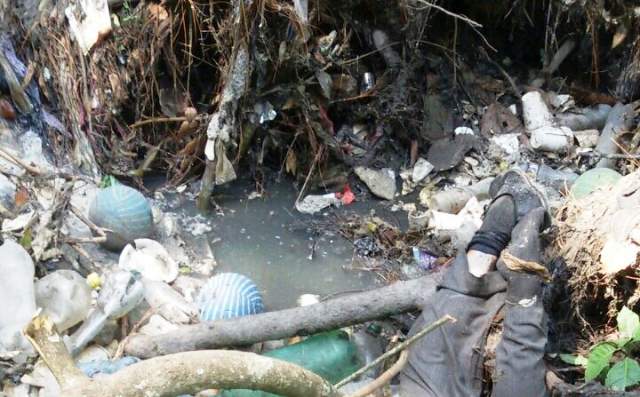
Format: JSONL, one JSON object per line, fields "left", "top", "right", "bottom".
{"left": 220, "top": 329, "right": 362, "bottom": 396}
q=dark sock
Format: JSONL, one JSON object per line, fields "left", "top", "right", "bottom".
{"left": 467, "top": 195, "right": 517, "bottom": 256}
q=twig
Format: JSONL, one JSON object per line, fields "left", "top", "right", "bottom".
{"left": 411, "top": 0, "right": 495, "bottom": 52}
{"left": 64, "top": 236, "right": 107, "bottom": 244}
{"left": 115, "top": 307, "right": 156, "bottom": 359}
{"left": 578, "top": 151, "right": 640, "bottom": 160}
{"left": 334, "top": 314, "right": 456, "bottom": 388}
{"left": 348, "top": 349, "right": 409, "bottom": 397}
{"left": 0, "top": 146, "right": 44, "bottom": 175}
{"left": 410, "top": 0, "right": 481, "bottom": 27}
{"left": 69, "top": 204, "right": 107, "bottom": 238}
{"left": 479, "top": 47, "right": 521, "bottom": 100}
{"left": 69, "top": 243, "right": 105, "bottom": 274}
{"left": 128, "top": 117, "right": 187, "bottom": 129}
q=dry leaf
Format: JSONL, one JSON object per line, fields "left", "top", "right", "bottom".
{"left": 612, "top": 24, "right": 627, "bottom": 49}
{"left": 14, "top": 186, "right": 29, "bottom": 208}
{"left": 285, "top": 150, "right": 297, "bottom": 175}
{"left": 148, "top": 3, "right": 168, "bottom": 20}
{"left": 501, "top": 251, "right": 552, "bottom": 283}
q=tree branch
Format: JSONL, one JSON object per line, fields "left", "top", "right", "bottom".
{"left": 125, "top": 275, "right": 439, "bottom": 358}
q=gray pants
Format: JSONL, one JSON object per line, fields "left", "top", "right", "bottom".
{"left": 400, "top": 253, "right": 548, "bottom": 397}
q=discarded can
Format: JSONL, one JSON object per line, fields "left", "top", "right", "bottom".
{"left": 522, "top": 91, "right": 553, "bottom": 131}
{"left": 359, "top": 72, "right": 375, "bottom": 94}
{"left": 412, "top": 247, "right": 438, "bottom": 270}
{"left": 529, "top": 125, "right": 574, "bottom": 152}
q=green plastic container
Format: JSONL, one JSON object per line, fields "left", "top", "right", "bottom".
{"left": 570, "top": 168, "right": 622, "bottom": 199}
{"left": 220, "top": 330, "right": 362, "bottom": 397}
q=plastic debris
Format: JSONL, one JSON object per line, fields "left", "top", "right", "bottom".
{"left": 0, "top": 240, "right": 37, "bottom": 362}
{"left": 529, "top": 125, "right": 574, "bottom": 152}
{"left": 64, "top": 0, "right": 113, "bottom": 55}
{"left": 69, "top": 269, "right": 145, "bottom": 356}
{"left": 296, "top": 185, "right": 355, "bottom": 214}
{"left": 141, "top": 278, "right": 198, "bottom": 324}
{"left": 35, "top": 270, "right": 92, "bottom": 332}
{"left": 522, "top": 91, "right": 554, "bottom": 131}
{"left": 198, "top": 273, "right": 264, "bottom": 322}
{"left": 570, "top": 168, "right": 622, "bottom": 199}
{"left": 354, "top": 236, "right": 380, "bottom": 257}
{"left": 420, "top": 177, "right": 494, "bottom": 214}
{"left": 412, "top": 247, "right": 438, "bottom": 270}
{"left": 354, "top": 166, "right": 396, "bottom": 200}
{"left": 555, "top": 104, "right": 612, "bottom": 131}
{"left": 359, "top": 72, "right": 375, "bottom": 94}
{"left": 119, "top": 238, "right": 179, "bottom": 283}
{"left": 77, "top": 356, "right": 141, "bottom": 378}
{"left": 88, "top": 184, "right": 154, "bottom": 252}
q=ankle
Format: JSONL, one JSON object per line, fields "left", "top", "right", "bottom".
{"left": 467, "top": 250, "right": 498, "bottom": 277}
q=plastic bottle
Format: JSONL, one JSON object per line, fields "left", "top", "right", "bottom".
{"left": 0, "top": 240, "right": 37, "bottom": 362}
{"left": 352, "top": 324, "right": 384, "bottom": 379}
{"left": 424, "top": 177, "right": 494, "bottom": 214}
{"left": 35, "top": 269, "right": 93, "bottom": 332}
{"left": 69, "top": 269, "right": 145, "bottom": 356}
{"left": 517, "top": 162, "right": 578, "bottom": 192}
{"left": 220, "top": 330, "right": 361, "bottom": 397}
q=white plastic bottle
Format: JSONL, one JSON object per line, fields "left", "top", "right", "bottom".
{"left": 35, "top": 269, "right": 93, "bottom": 332}
{"left": 69, "top": 269, "right": 145, "bottom": 356}
{"left": 0, "top": 240, "right": 37, "bottom": 361}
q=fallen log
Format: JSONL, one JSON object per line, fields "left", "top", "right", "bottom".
{"left": 124, "top": 275, "right": 439, "bottom": 358}
{"left": 25, "top": 316, "right": 344, "bottom": 397}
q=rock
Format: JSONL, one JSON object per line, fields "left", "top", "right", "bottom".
{"left": 421, "top": 95, "right": 453, "bottom": 141}
{"left": 427, "top": 134, "right": 482, "bottom": 172}
{"left": 354, "top": 166, "right": 396, "bottom": 201}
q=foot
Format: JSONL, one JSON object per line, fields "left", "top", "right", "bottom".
{"left": 489, "top": 168, "right": 550, "bottom": 227}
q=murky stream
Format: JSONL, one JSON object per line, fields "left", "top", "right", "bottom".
{"left": 160, "top": 176, "right": 379, "bottom": 311}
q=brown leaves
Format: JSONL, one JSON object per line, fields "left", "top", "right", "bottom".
{"left": 501, "top": 251, "right": 552, "bottom": 283}
{"left": 285, "top": 150, "right": 297, "bottom": 176}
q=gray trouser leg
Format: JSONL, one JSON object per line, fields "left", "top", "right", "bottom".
{"left": 400, "top": 253, "right": 507, "bottom": 397}
{"left": 491, "top": 300, "right": 548, "bottom": 397}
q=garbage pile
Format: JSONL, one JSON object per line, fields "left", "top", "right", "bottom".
{"left": 1, "top": 0, "right": 640, "bottom": 394}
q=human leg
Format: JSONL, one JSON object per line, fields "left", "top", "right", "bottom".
{"left": 492, "top": 207, "right": 549, "bottom": 397}
{"left": 400, "top": 169, "right": 549, "bottom": 397}
{"left": 400, "top": 198, "right": 516, "bottom": 396}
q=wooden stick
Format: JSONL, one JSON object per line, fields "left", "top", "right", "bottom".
{"left": 334, "top": 314, "right": 456, "bottom": 388}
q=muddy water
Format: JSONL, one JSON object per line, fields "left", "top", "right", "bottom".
{"left": 164, "top": 177, "right": 378, "bottom": 311}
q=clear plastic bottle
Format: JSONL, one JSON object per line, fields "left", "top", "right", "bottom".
{"left": 352, "top": 323, "right": 384, "bottom": 379}
{"left": 69, "top": 269, "right": 145, "bottom": 356}
{"left": 35, "top": 269, "right": 93, "bottom": 332}
{"left": 0, "top": 240, "right": 36, "bottom": 361}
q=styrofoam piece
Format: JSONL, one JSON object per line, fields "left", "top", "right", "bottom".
{"left": 530, "top": 126, "right": 574, "bottom": 152}
{"left": 522, "top": 91, "right": 553, "bottom": 131}
{"left": 454, "top": 126, "right": 474, "bottom": 135}
{"left": 573, "top": 129, "right": 600, "bottom": 148}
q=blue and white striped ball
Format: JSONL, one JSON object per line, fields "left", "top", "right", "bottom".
{"left": 88, "top": 185, "right": 154, "bottom": 252}
{"left": 198, "top": 273, "right": 264, "bottom": 322}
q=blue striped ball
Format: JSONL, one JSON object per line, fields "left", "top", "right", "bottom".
{"left": 198, "top": 273, "right": 264, "bottom": 322}
{"left": 88, "top": 185, "right": 154, "bottom": 252}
